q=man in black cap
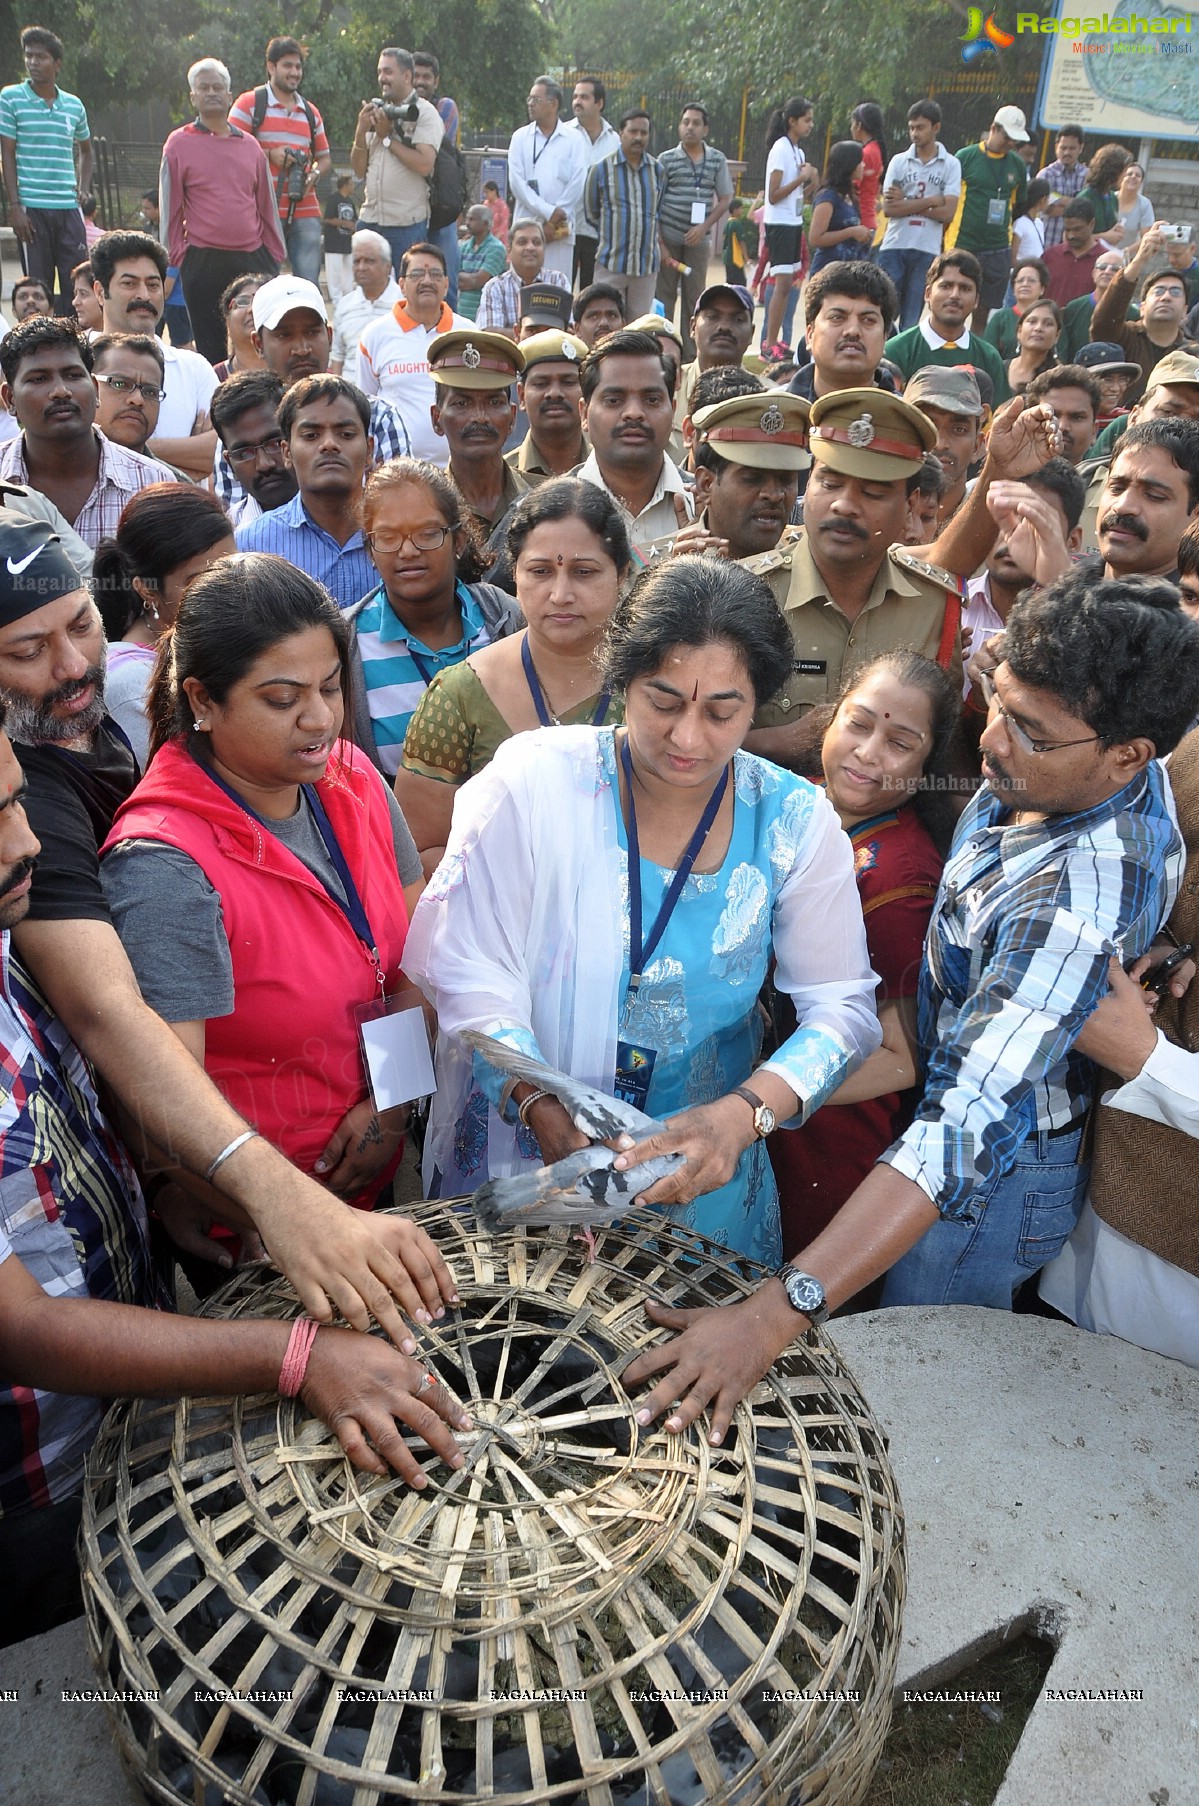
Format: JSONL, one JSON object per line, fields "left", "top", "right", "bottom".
{"left": 675, "top": 283, "right": 755, "bottom": 427}
{"left": 516, "top": 281, "right": 572, "bottom": 339}
{"left": 1073, "top": 340, "right": 1140, "bottom": 435}
{"left": 0, "top": 522, "right": 459, "bottom": 1365}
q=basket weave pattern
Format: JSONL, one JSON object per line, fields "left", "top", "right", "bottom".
{"left": 83, "top": 1205, "right": 904, "bottom": 1805}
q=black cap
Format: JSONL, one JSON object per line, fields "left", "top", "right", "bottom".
{"left": 0, "top": 522, "right": 85, "bottom": 628}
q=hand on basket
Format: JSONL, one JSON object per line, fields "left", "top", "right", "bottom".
{"left": 300, "top": 1329, "right": 472, "bottom": 1484}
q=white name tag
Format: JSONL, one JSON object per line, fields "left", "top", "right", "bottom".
{"left": 691, "top": 200, "right": 708, "bottom": 225}
{"left": 361, "top": 1004, "right": 436, "bottom": 1110}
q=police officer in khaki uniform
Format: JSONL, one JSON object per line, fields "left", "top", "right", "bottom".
{"left": 429, "top": 328, "right": 530, "bottom": 544}
{"left": 505, "top": 330, "right": 590, "bottom": 488}
{"left": 638, "top": 390, "right": 811, "bottom": 568}
{"left": 743, "top": 386, "right": 965, "bottom": 773}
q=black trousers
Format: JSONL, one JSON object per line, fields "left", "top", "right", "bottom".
{"left": 180, "top": 243, "right": 278, "bottom": 363}
{"left": 573, "top": 233, "right": 597, "bottom": 291}
{"left": 0, "top": 1491, "right": 84, "bottom": 1648}
{"left": 20, "top": 205, "right": 88, "bottom": 314}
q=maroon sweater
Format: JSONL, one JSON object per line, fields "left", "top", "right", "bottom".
{"left": 160, "top": 120, "right": 286, "bottom": 268}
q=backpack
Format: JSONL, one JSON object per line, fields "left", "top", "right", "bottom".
{"left": 428, "top": 136, "right": 468, "bottom": 232}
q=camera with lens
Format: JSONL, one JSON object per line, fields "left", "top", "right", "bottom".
{"left": 277, "top": 146, "right": 312, "bottom": 225}
{"left": 375, "top": 97, "right": 420, "bottom": 137}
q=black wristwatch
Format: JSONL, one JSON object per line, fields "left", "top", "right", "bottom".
{"left": 775, "top": 1263, "right": 829, "bottom": 1326}
{"left": 731, "top": 1084, "right": 776, "bottom": 1139}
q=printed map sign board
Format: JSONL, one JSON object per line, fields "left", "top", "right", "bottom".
{"left": 1029, "top": 1, "right": 1199, "bottom": 139}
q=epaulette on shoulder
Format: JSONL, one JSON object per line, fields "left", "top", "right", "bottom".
{"left": 741, "top": 526, "right": 802, "bottom": 577}
{"left": 890, "top": 543, "right": 965, "bottom": 596}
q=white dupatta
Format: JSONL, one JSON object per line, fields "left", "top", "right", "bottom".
{"left": 403, "top": 728, "right": 625, "bottom": 1191}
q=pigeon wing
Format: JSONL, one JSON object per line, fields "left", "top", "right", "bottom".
{"left": 473, "top": 1146, "right": 685, "bottom": 1229}
{"left": 460, "top": 1029, "right": 658, "bottom": 1139}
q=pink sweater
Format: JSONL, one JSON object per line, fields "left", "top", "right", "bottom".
{"left": 160, "top": 121, "right": 286, "bottom": 268}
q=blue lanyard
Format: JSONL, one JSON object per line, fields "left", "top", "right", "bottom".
{"left": 521, "top": 635, "right": 611, "bottom": 728}
{"left": 619, "top": 734, "right": 729, "bottom": 995}
{"left": 199, "top": 755, "right": 384, "bottom": 989}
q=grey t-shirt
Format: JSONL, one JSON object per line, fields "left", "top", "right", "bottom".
{"left": 102, "top": 785, "right": 422, "bottom": 1023}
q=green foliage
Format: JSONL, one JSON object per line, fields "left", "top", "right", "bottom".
{"left": 0, "top": 0, "right": 548, "bottom": 142}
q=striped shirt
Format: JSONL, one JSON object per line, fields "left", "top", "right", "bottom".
{"left": 656, "top": 141, "right": 732, "bottom": 243}
{"left": 235, "top": 490, "right": 377, "bottom": 607}
{"left": 882, "top": 762, "right": 1182, "bottom": 1220}
{"left": 229, "top": 84, "right": 331, "bottom": 223}
{"left": 0, "top": 937, "right": 154, "bottom": 1517}
{"left": 0, "top": 80, "right": 89, "bottom": 208}
{"left": 584, "top": 150, "right": 666, "bottom": 278}
{"left": 352, "top": 581, "right": 493, "bottom": 774}
{"left": 476, "top": 265, "right": 570, "bottom": 333}
{"left": 0, "top": 431, "right": 177, "bottom": 550}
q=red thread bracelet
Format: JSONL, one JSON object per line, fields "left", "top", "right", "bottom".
{"left": 278, "top": 1318, "right": 321, "bottom": 1397}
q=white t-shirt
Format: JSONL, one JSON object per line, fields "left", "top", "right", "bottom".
{"left": 357, "top": 304, "right": 472, "bottom": 465}
{"left": 763, "top": 137, "right": 806, "bottom": 227}
{"left": 158, "top": 342, "right": 219, "bottom": 439}
{"left": 1011, "top": 213, "right": 1045, "bottom": 263}
{"left": 879, "top": 144, "right": 963, "bottom": 258}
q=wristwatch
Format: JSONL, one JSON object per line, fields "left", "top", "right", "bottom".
{"left": 381, "top": 136, "right": 393, "bottom": 149}
{"left": 731, "top": 1084, "right": 776, "bottom": 1139}
{"left": 775, "top": 1263, "right": 829, "bottom": 1326}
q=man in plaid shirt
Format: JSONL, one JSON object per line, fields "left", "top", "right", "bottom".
{"left": 1038, "top": 125, "right": 1088, "bottom": 251}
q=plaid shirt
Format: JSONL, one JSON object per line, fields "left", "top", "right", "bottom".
{"left": 1038, "top": 156, "right": 1089, "bottom": 249}
{"left": 213, "top": 394, "right": 411, "bottom": 514}
{"left": 476, "top": 265, "right": 570, "bottom": 333}
{"left": 0, "top": 431, "right": 176, "bottom": 551}
{"left": 0, "top": 939, "right": 155, "bottom": 1518}
{"left": 881, "top": 762, "right": 1181, "bottom": 1220}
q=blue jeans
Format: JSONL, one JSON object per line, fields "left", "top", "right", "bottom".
{"left": 432, "top": 220, "right": 460, "bottom": 309}
{"left": 368, "top": 220, "right": 431, "bottom": 280}
{"left": 877, "top": 247, "right": 936, "bottom": 332}
{"left": 284, "top": 215, "right": 323, "bottom": 285}
{"left": 881, "top": 1118, "right": 1091, "bottom": 1310}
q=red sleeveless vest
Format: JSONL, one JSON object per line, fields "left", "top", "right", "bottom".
{"left": 102, "top": 737, "right": 409, "bottom": 1205}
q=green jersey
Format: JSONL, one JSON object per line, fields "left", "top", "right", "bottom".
{"left": 949, "top": 142, "right": 1027, "bottom": 255}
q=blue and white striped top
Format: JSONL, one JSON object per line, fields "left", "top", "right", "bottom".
{"left": 354, "top": 581, "right": 494, "bottom": 776}
{"left": 0, "top": 80, "right": 89, "bottom": 208}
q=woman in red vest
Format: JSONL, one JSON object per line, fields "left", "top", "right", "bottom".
{"left": 101, "top": 553, "right": 423, "bottom": 1283}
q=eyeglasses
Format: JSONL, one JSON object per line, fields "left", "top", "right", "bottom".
{"left": 226, "top": 293, "right": 258, "bottom": 312}
{"left": 367, "top": 523, "right": 460, "bottom": 555}
{"left": 227, "top": 435, "right": 286, "bottom": 466}
{"left": 980, "top": 671, "right": 1100, "bottom": 756}
{"left": 403, "top": 267, "right": 447, "bottom": 282}
{"left": 94, "top": 373, "right": 167, "bottom": 403}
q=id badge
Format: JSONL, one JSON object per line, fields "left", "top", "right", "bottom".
{"left": 614, "top": 1040, "right": 657, "bottom": 1113}
{"left": 690, "top": 199, "right": 708, "bottom": 225}
{"left": 353, "top": 995, "right": 436, "bottom": 1110}
{"left": 986, "top": 196, "right": 1006, "bottom": 227}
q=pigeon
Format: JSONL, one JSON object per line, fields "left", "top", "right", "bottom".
{"left": 460, "top": 1030, "right": 684, "bottom": 1230}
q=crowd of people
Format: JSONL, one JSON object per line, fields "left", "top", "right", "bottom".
{"left": 1, "top": 21, "right": 1199, "bottom": 1654}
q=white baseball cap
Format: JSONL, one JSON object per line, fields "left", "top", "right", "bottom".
{"left": 992, "top": 106, "right": 1030, "bottom": 144}
{"left": 251, "top": 275, "right": 328, "bottom": 332}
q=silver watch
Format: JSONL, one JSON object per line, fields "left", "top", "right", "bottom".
{"left": 775, "top": 1263, "right": 829, "bottom": 1325}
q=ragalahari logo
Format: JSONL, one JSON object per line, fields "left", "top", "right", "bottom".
{"left": 961, "top": 8, "right": 1017, "bottom": 59}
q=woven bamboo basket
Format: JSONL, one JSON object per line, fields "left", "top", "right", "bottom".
{"left": 82, "top": 1202, "right": 904, "bottom": 1806}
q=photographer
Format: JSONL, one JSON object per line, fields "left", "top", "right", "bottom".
{"left": 351, "top": 46, "right": 443, "bottom": 277}
{"left": 231, "top": 37, "right": 332, "bottom": 287}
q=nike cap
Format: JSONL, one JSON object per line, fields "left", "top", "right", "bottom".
{"left": 0, "top": 523, "right": 86, "bottom": 627}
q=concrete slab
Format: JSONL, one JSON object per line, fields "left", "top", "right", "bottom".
{"left": 0, "top": 1614, "right": 141, "bottom": 1805}
{"left": 3, "top": 1307, "right": 1195, "bottom": 1805}
{"left": 831, "top": 1306, "right": 1199, "bottom": 1806}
